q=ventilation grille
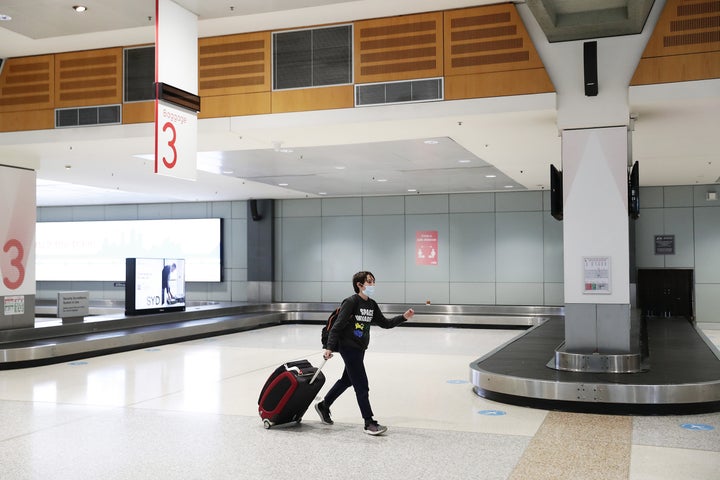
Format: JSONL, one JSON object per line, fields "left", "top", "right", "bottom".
{"left": 55, "top": 105, "right": 121, "bottom": 128}
{"left": 356, "top": 78, "right": 442, "bottom": 106}
{"left": 665, "top": 0, "right": 720, "bottom": 48}
{"left": 355, "top": 12, "right": 442, "bottom": 83}
{"left": 199, "top": 32, "right": 270, "bottom": 95}
{"left": 444, "top": 5, "right": 544, "bottom": 75}
{"left": 0, "top": 55, "right": 53, "bottom": 112}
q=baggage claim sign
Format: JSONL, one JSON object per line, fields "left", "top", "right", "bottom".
{"left": 154, "top": 0, "right": 199, "bottom": 181}
{"left": 0, "top": 165, "right": 36, "bottom": 314}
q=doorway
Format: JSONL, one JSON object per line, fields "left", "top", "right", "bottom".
{"left": 637, "top": 269, "right": 694, "bottom": 319}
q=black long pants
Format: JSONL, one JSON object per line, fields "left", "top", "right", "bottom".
{"left": 324, "top": 347, "right": 373, "bottom": 421}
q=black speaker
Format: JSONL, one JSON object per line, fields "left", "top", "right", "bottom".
{"left": 583, "top": 41, "right": 598, "bottom": 97}
{"left": 628, "top": 161, "right": 640, "bottom": 219}
{"left": 250, "top": 199, "right": 262, "bottom": 221}
{"left": 550, "top": 164, "right": 563, "bottom": 221}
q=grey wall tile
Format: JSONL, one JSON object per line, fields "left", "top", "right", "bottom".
{"left": 496, "top": 212, "right": 544, "bottom": 282}
{"left": 639, "top": 186, "right": 663, "bottom": 208}
{"left": 450, "top": 283, "right": 495, "bottom": 304}
{"left": 363, "top": 215, "right": 405, "bottom": 281}
{"left": 321, "top": 216, "right": 363, "bottom": 281}
{"left": 449, "top": 213, "right": 495, "bottom": 282}
{"left": 664, "top": 186, "right": 694, "bottom": 208}
{"left": 449, "top": 193, "right": 494, "bottom": 213}
{"left": 363, "top": 196, "right": 404, "bottom": 215}
{"left": 496, "top": 191, "right": 543, "bottom": 212}
{"left": 405, "top": 194, "right": 448, "bottom": 214}
{"left": 281, "top": 217, "right": 321, "bottom": 282}
{"left": 322, "top": 197, "right": 362, "bottom": 216}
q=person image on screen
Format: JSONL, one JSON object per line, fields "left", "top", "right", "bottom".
{"left": 315, "top": 270, "right": 414, "bottom": 435}
{"left": 161, "top": 263, "right": 176, "bottom": 305}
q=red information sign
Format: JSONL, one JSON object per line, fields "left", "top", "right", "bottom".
{"left": 416, "top": 230, "right": 438, "bottom": 265}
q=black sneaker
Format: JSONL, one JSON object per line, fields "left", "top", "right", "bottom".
{"left": 364, "top": 421, "right": 387, "bottom": 436}
{"left": 315, "top": 401, "right": 333, "bottom": 425}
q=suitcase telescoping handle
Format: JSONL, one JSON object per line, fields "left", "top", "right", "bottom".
{"left": 309, "top": 358, "right": 327, "bottom": 385}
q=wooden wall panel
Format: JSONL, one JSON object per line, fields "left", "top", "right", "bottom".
{"left": 272, "top": 85, "right": 353, "bottom": 113}
{"left": 0, "top": 110, "right": 54, "bottom": 132}
{"left": 444, "top": 4, "right": 547, "bottom": 76}
{"left": 632, "top": 0, "right": 720, "bottom": 85}
{"left": 632, "top": 50, "right": 720, "bottom": 84}
{"left": 641, "top": 0, "right": 720, "bottom": 57}
{"left": 199, "top": 92, "right": 271, "bottom": 118}
{"left": 55, "top": 48, "right": 122, "bottom": 108}
{"left": 354, "top": 12, "right": 443, "bottom": 84}
{"left": 0, "top": 55, "right": 54, "bottom": 113}
{"left": 122, "top": 101, "right": 155, "bottom": 124}
{"left": 446, "top": 70, "right": 554, "bottom": 100}
{"left": 199, "top": 32, "right": 271, "bottom": 97}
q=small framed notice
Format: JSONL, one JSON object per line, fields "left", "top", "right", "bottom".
{"left": 654, "top": 235, "right": 675, "bottom": 255}
{"left": 583, "top": 256, "right": 611, "bottom": 294}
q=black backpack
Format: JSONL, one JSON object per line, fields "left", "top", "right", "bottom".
{"left": 321, "top": 296, "right": 357, "bottom": 349}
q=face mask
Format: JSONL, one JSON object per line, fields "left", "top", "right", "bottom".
{"left": 363, "top": 285, "right": 375, "bottom": 297}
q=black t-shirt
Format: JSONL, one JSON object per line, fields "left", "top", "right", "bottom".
{"left": 326, "top": 294, "right": 406, "bottom": 351}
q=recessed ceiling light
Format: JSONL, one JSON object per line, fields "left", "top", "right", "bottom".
{"left": 278, "top": 148, "right": 293, "bottom": 153}
{"left": 73, "top": 5, "right": 88, "bottom": 13}
{"left": 221, "top": 170, "right": 234, "bottom": 175}
{"left": 458, "top": 160, "right": 471, "bottom": 164}
{"left": 318, "top": 192, "right": 327, "bottom": 195}
{"left": 335, "top": 166, "right": 346, "bottom": 170}
{"left": 407, "top": 188, "right": 417, "bottom": 192}
{"left": 423, "top": 140, "right": 439, "bottom": 145}
{"left": 376, "top": 178, "right": 387, "bottom": 182}
{"left": 0, "top": 14, "right": 12, "bottom": 21}
{"left": 278, "top": 183, "right": 289, "bottom": 186}
{"left": 485, "top": 174, "right": 497, "bottom": 178}
{"left": 504, "top": 185, "right": 514, "bottom": 188}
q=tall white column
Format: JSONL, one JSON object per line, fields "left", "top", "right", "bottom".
{"left": 562, "top": 126, "right": 631, "bottom": 353}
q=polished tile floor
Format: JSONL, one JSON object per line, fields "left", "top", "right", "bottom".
{"left": 0, "top": 323, "right": 719, "bottom": 479}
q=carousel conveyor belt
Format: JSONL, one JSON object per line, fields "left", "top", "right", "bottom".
{"left": 0, "top": 302, "right": 557, "bottom": 369}
{"left": 470, "top": 315, "right": 720, "bottom": 414}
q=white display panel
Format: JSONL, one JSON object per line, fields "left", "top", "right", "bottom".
{"left": 130, "top": 258, "right": 186, "bottom": 312}
{"left": 36, "top": 218, "right": 221, "bottom": 282}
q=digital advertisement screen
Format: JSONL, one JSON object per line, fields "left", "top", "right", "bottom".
{"left": 36, "top": 218, "right": 222, "bottom": 282}
{"left": 125, "top": 258, "right": 186, "bottom": 315}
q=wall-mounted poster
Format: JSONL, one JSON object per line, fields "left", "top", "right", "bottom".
{"left": 416, "top": 230, "right": 438, "bottom": 266}
{"left": 583, "top": 256, "right": 611, "bottom": 294}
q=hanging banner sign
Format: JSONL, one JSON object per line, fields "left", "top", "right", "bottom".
{"left": 154, "top": 0, "right": 198, "bottom": 181}
{"left": 416, "top": 230, "right": 438, "bottom": 265}
{"left": 0, "top": 165, "right": 36, "bottom": 297}
{"left": 155, "top": 100, "right": 197, "bottom": 180}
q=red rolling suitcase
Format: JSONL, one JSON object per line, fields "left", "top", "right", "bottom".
{"left": 258, "top": 359, "right": 326, "bottom": 429}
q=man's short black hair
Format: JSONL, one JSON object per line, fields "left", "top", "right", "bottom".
{"left": 352, "top": 271, "right": 374, "bottom": 293}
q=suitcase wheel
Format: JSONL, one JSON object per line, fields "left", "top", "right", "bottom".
{"left": 263, "top": 419, "right": 273, "bottom": 429}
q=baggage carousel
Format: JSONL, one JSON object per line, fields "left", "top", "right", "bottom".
{"left": 470, "top": 315, "right": 720, "bottom": 414}
{"left": 2, "top": 301, "right": 719, "bottom": 414}
{"left": 0, "top": 302, "right": 552, "bottom": 368}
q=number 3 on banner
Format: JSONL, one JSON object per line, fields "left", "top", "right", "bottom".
{"left": 3, "top": 238, "right": 25, "bottom": 290}
{"left": 162, "top": 121, "right": 177, "bottom": 169}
